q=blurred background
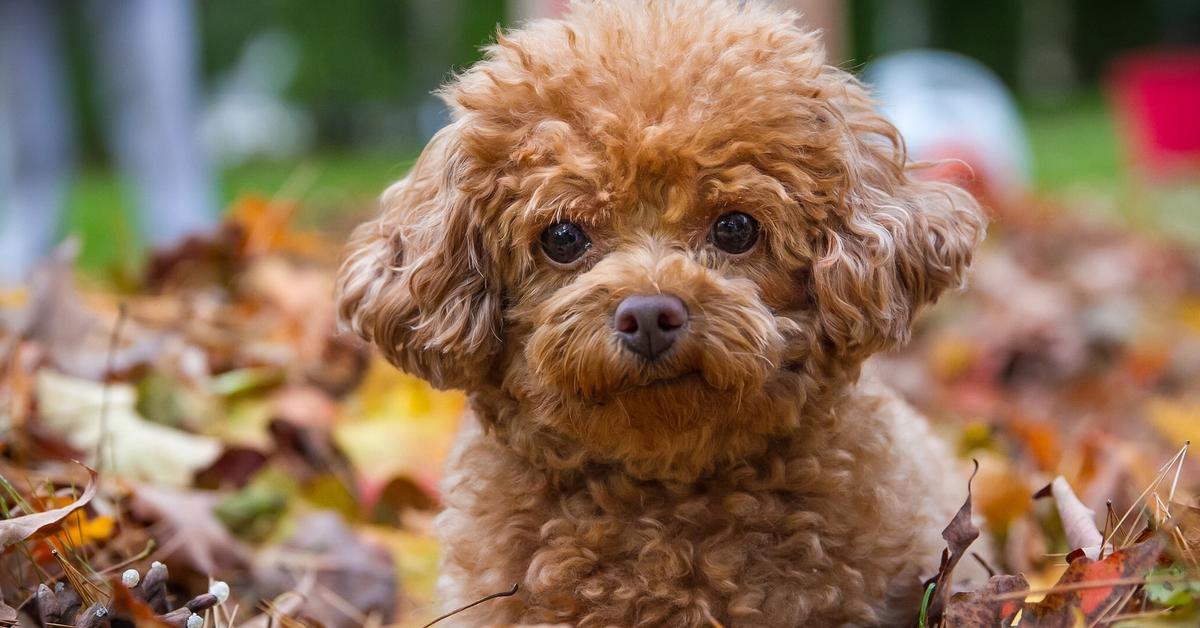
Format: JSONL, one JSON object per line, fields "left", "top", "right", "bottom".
{"left": 1, "top": 0, "right": 1198, "bottom": 277}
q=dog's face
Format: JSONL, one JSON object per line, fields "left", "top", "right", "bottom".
{"left": 337, "top": 0, "right": 983, "bottom": 474}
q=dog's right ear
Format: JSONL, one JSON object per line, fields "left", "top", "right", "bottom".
{"left": 335, "top": 125, "right": 502, "bottom": 389}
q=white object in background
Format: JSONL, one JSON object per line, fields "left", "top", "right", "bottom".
{"left": 200, "top": 31, "right": 314, "bottom": 166}
{"left": 864, "top": 50, "right": 1033, "bottom": 205}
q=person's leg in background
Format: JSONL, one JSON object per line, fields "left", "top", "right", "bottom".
{"left": 87, "top": 0, "right": 215, "bottom": 249}
{"left": 0, "top": 0, "right": 76, "bottom": 283}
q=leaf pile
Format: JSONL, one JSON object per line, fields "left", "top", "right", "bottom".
{"left": 884, "top": 199, "right": 1200, "bottom": 626}
{"left": 1, "top": 199, "right": 459, "bottom": 626}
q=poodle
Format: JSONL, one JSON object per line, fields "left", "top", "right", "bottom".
{"left": 336, "top": 1, "right": 987, "bottom": 625}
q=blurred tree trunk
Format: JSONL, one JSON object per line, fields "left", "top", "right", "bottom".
{"left": 409, "top": 0, "right": 462, "bottom": 140}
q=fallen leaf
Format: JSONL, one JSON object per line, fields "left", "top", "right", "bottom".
{"left": 230, "top": 194, "right": 323, "bottom": 257}
{"left": 942, "top": 574, "right": 1029, "bottom": 627}
{"left": 269, "top": 418, "right": 357, "bottom": 497}
{"left": 2, "top": 242, "right": 164, "bottom": 380}
{"left": 931, "top": 333, "right": 978, "bottom": 380}
{"left": 213, "top": 472, "right": 289, "bottom": 542}
{"left": 239, "top": 572, "right": 316, "bottom": 628}
{"left": 1037, "top": 475, "right": 1109, "bottom": 560}
{"left": 193, "top": 446, "right": 270, "bottom": 490}
{"left": 36, "top": 369, "right": 222, "bottom": 486}
{"left": 1022, "top": 536, "right": 1165, "bottom": 627}
{"left": 335, "top": 361, "right": 464, "bottom": 494}
{"left": 1148, "top": 399, "right": 1200, "bottom": 458}
{"left": 0, "top": 463, "right": 97, "bottom": 551}
{"left": 108, "top": 573, "right": 174, "bottom": 627}
{"left": 1007, "top": 414, "right": 1062, "bottom": 473}
{"left": 129, "top": 483, "right": 251, "bottom": 575}
{"left": 972, "top": 451, "right": 1032, "bottom": 528}
{"left": 370, "top": 475, "right": 438, "bottom": 527}
{"left": 254, "top": 511, "right": 398, "bottom": 628}
{"left": 30, "top": 497, "right": 115, "bottom": 561}
{"left": 143, "top": 224, "right": 246, "bottom": 293}
{"left": 1166, "top": 500, "right": 1200, "bottom": 548}
{"left": 1144, "top": 566, "right": 1200, "bottom": 607}
{"left": 922, "top": 460, "right": 982, "bottom": 625}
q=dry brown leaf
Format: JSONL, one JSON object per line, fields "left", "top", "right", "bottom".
{"left": 922, "top": 460, "right": 982, "bottom": 625}
{"left": 0, "top": 463, "right": 96, "bottom": 550}
{"left": 0, "top": 599, "right": 16, "bottom": 623}
{"left": 3, "top": 242, "right": 164, "bottom": 380}
{"left": 253, "top": 512, "right": 397, "bottom": 628}
{"left": 942, "top": 574, "right": 1029, "bottom": 627}
{"left": 972, "top": 451, "right": 1032, "bottom": 528}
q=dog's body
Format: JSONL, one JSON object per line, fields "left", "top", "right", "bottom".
{"left": 337, "top": 1, "right": 986, "bottom": 625}
{"left": 436, "top": 373, "right": 969, "bottom": 626}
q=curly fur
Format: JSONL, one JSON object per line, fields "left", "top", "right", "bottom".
{"left": 337, "top": 1, "right": 987, "bottom": 625}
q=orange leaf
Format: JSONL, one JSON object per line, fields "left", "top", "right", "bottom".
{"left": 0, "top": 464, "right": 97, "bottom": 551}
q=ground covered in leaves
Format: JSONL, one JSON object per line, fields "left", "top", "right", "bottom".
{"left": 1, "top": 192, "right": 1200, "bottom": 627}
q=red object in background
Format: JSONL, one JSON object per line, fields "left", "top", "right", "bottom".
{"left": 1109, "top": 51, "right": 1200, "bottom": 179}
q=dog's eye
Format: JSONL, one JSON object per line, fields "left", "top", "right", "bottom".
{"left": 540, "top": 220, "right": 591, "bottom": 264}
{"left": 710, "top": 211, "right": 760, "bottom": 254}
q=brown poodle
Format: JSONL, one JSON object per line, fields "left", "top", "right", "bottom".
{"left": 336, "top": 1, "right": 987, "bottom": 625}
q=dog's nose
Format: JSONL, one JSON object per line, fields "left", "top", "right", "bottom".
{"left": 613, "top": 294, "right": 688, "bottom": 360}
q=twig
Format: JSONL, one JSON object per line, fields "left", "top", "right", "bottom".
{"left": 50, "top": 548, "right": 108, "bottom": 608}
{"left": 96, "top": 302, "right": 128, "bottom": 474}
{"left": 420, "top": 584, "right": 519, "bottom": 628}
{"left": 1091, "top": 584, "right": 1138, "bottom": 628}
{"left": 1167, "top": 441, "right": 1189, "bottom": 505}
{"left": 96, "top": 540, "right": 157, "bottom": 577}
{"left": 988, "top": 574, "right": 1192, "bottom": 602}
{"left": 1104, "top": 442, "right": 1188, "bottom": 549}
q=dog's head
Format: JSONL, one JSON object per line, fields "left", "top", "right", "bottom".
{"left": 337, "top": 0, "right": 984, "bottom": 474}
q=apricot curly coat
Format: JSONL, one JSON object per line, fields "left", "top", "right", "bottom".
{"left": 336, "top": 1, "right": 987, "bottom": 625}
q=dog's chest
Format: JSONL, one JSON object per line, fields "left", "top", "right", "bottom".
{"left": 504, "top": 467, "right": 896, "bottom": 626}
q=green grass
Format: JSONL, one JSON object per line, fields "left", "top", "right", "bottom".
{"left": 1023, "top": 93, "right": 1200, "bottom": 243}
{"left": 1023, "top": 93, "right": 1123, "bottom": 193}
{"left": 61, "top": 151, "right": 415, "bottom": 275}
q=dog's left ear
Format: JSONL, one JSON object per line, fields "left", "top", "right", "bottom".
{"left": 335, "top": 124, "right": 502, "bottom": 389}
{"left": 812, "top": 96, "right": 986, "bottom": 358}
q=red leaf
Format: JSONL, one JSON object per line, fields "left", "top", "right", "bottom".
{"left": 1021, "top": 536, "right": 1164, "bottom": 627}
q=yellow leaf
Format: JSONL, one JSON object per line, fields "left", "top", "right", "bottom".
{"left": 972, "top": 452, "right": 1032, "bottom": 528}
{"left": 353, "top": 358, "right": 465, "bottom": 420}
{"left": 1147, "top": 398, "right": 1200, "bottom": 456}
{"left": 1022, "top": 563, "right": 1068, "bottom": 604}
{"left": 301, "top": 475, "right": 359, "bottom": 521}
{"left": 931, "top": 334, "right": 976, "bottom": 380}
{"left": 359, "top": 523, "right": 441, "bottom": 624}
{"left": 0, "top": 286, "right": 29, "bottom": 307}
{"left": 1177, "top": 297, "right": 1200, "bottom": 336}
{"left": 336, "top": 359, "right": 465, "bottom": 492}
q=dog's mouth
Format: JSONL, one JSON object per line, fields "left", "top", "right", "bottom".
{"left": 612, "top": 370, "right": 705, "bottom": 395}
{"left": 582, "top": 367, "right": 754, "bottom": 407}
